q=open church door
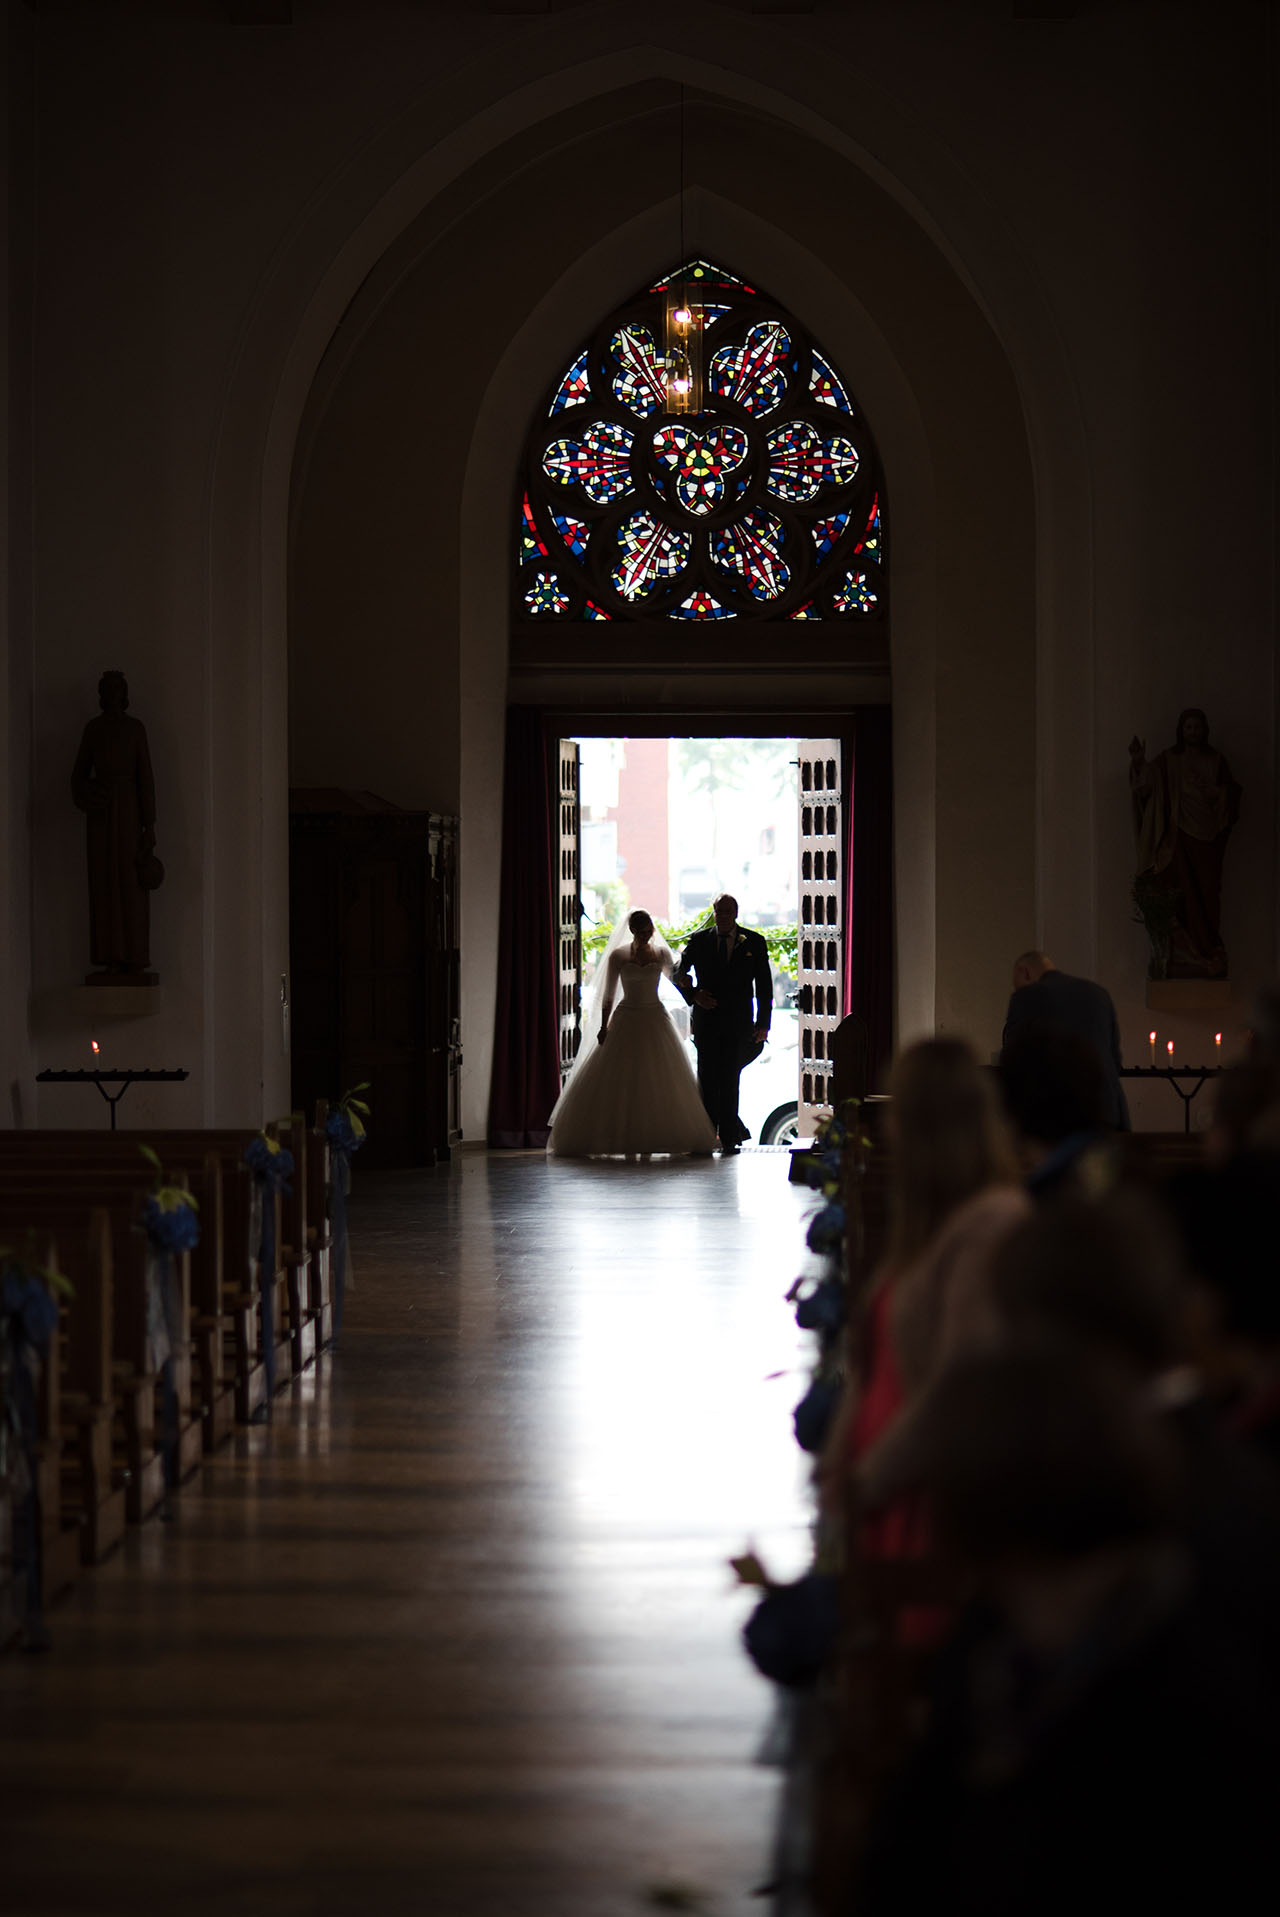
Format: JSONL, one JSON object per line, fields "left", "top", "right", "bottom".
{"left": 797, "top": 740, "right": 843, "bottom": 1138}
{"left": 556, "top": 739, "right": 583, "bottom": 1084}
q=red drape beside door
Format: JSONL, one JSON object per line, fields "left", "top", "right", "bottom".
{"left": 844, "top": 707, "right": 894, "bottom": 1092}
{"left": 487, "top": 707, "right": 562, "bottom": 1148}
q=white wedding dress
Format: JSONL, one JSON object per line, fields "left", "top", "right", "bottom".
{"left": 548, "top": 956, "right": 717, "bottom": 1158}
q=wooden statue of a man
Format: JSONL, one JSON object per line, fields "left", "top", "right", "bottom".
{"left": 71, "top": 670, "right": 160, "bottom": 981}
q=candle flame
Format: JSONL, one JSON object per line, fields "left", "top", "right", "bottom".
{"left": 1214, "top": 1032, "right": 1223, "bottom": 1045}
{"left": 1166, "top": 1040, "right": 1174, "bottom": 1055}
{"left": 91, "top": 1039, "right": 100, "bottom": 1055}
{"left": 1148, "top": 1030, "right": 1157, "bottom": 1044}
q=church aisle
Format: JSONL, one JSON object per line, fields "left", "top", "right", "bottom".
{"left": 1, "top": 1150, "right": 815, "bottom": 1917}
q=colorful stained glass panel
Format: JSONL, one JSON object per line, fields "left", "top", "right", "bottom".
{"left": 854, "top": 492, "right": 882, "bottom": 559}
{"left": 550, "top": 349, "right": 591, "bottom": 414}
{"left": 612, "top": 510, "right": 692, "bottom": 600}
{"left": 711, "top": 510, "right": 789, "bottom": 601}
{"left": 652, "top": 421, "right": 749, "bottom": 515}
{"left": 551, "top": 511, "right": 590, "bottom": 560}
{"left": 673, "top": 590, "right": 736, "bottom": 620}
{"left": 650, "top": 260, "right": 753, "bottom": 295}
{"left": 543, "top": 421, "right": 634, "bottom": 504}
{"left": 832, "top": 569, "right": 878, "bottom": 614}
{"left": 523, "top": 260, "right": 883, "bottom": 626}
{"left": 810, "top": 349, "right": 852, "bottom": 412}
{"left": 765, "top": 422, "right": 859, "bottom": 503}
{"left": 709, "top": 321, "right": 792, "bottom": 416}
{"left": 611, "top": 326, "right": 669, "bottom": 418}
{"left": 519, "top": 492, "right": 548, "bottom": 567}
{"left": 811, "top": 512, "right": 850, "bottom": 559}
{"left": 524, "top": 571, "right": 570, "bottom": 616}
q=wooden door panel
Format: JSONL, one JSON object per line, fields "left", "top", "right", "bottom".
{"left": 798, "top": 741, "right": 843, "bottom": 1137}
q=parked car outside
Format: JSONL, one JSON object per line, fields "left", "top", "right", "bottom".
{"left": 739, "top": 1009, "right": 801, "bottom": 1145}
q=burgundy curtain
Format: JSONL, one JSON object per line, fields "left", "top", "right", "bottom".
{"left": 843, "top": 707, "right": 894, "bottom": 1092}
{"left": 487, "top": 708, "right": 561, "bottom": 1148}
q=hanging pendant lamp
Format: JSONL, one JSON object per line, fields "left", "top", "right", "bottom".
{"left": 664, "top": 87, "right": 703, "bottom": 415}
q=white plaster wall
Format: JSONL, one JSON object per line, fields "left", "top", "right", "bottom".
{"left": 8, "top": 0, "right": 1276, "bottom": 1136}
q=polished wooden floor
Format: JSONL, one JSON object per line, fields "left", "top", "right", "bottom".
{"left": 1, "top": 1150, "right": 815, "bottom": 1916}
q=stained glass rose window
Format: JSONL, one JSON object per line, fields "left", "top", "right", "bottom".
{"left": 516, "top": 260, "right": 886, "bottom": 623}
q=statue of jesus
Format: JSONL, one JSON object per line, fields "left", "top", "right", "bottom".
{"left": 1129, "top": 708, "right": 1240, "bottom": 978}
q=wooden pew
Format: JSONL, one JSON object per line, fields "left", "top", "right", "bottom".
{"left": 140, "top": 1128, "right": 309, "bottom": 1397}
{"left": 0, "top": 1137, "right": 238, "bottom": 1451}
{"left": 0, "top": 1229, "right": 82, "bottom": 1627}
{"left": 0, "top": 1128, "right": 307, "bottom": 1424}
{"left": 0, "top": 1176, "right": 198, "bottom": 1524}
{"left": 0, "top": 1217, "right": 119, "bottom": 1595}
{"left": 273, "top": 1112, "right": 332, "bottom": 1353}
{"left": 0, "top": 1117, "right": 336, "bottom": 1470}
{"left": 50, "top": 1211, "right": 127, "bottom": 1565}
{"left": 140, "top": 1126, "right": 318, "bottom": 1394}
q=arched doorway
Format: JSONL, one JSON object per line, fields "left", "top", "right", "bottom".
{"left": 485, "top": 260, "right": 894, "bottom": 1148}
{"left": 280, "top": 73, "right": 1040, "bottom": 1144}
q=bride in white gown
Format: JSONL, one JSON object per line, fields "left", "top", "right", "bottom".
{"left": 548, "top": 909, "right": 717, "bottom": 1158}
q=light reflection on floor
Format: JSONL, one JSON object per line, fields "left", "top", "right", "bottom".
{"left": 0, "top": 1146, "right": 825, "bottom": 1917}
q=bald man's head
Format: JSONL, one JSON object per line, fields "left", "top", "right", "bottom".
{"left": 1012, "top": 950, "right": 1055, "bottom": 991}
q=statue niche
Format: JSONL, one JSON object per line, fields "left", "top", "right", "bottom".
{"left": 71, "top": 670, "right": 162, "bottom": 984}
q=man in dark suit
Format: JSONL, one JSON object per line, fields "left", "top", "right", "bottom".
{"left": 1001, "top": 950, "right": 1131, "bottom": 1131}
{"left": 675, "top": 893, "right": 772, "bottom": 1153}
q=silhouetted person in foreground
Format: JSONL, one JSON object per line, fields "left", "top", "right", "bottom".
{"left": 1001, "top": 950, "right": 1129, "bottom": 1130}
{"left": 990, "top": 1191, "right": 1280, "bottom": 1671}
{"left": 1165, "top": 1153, "right": 1280, "bottom": 1467}
{"left": 856, "top": 1345, "right": 1279, "bottom": 1916}
{"left": 71, "top": 670, "right": 159, "bottom": 978}
{"left": 998, "top": 1030, "right": 1113, "bottom": 1201}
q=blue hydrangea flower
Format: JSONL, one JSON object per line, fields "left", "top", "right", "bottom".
{"left": 325, "top": 1109, "right": 365, "bottom": 1157}
{"left": 742, "top": 1571, "right": 840, "bottom": 1687}
{"left": 794, "top": 1276, "right": 846, "bottom": 1334}
{"left": 805, "top": 1202, "right": 846, "bottom": 1254}
{"left": 792, "top": 1374, "right": 841, "bottom": 1453}
{"left": 1, "top": 1264, "right": 60, "bottom": 1347}
{"left": 142, "top": 1195, "right": 201, "bottom": 1253}
{"left": 244, "top": 1135, "right": 294, "bottom": 1191}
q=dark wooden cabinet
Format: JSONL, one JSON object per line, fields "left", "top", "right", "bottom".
{"left": 289, "top": 793, "right": 460, "bottom": 1167}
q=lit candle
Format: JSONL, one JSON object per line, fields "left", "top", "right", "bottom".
{"left": 1214, "top": 1031, "right": 1223, "bottom": 1053}
{"left": 91, "top": 1039, "right": 100, "bottom": 1056}
{"left": 1148, "top": 1029, "right": 1157, "bottom": 1065}
{"left": 1166, "top": 1038, "right": 1175, "bottom": 1065}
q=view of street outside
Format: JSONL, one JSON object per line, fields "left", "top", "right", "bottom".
{"left": 575, "top": 735, "right": 798, "bottom": 931}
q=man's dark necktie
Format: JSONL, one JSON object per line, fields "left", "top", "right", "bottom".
{"left": 719, "top": 935, "right": 730, "bottom": 967}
